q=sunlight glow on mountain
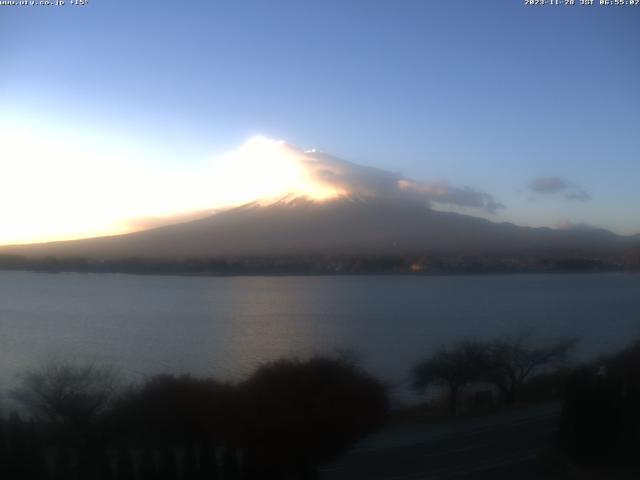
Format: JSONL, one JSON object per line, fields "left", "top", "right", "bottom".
{"left": 0, "top": 131, "right": 347, "bottom": 245}
{"left": 215, "top": 136, "right": 346, "bottom": 204}
{"left": 1, "top": 116, "right": 519, "bottom": 247}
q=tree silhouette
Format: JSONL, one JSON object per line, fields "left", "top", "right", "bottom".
{"left": 13, "top": 362, "right": 119, "bottom": 432}
{"left": 484, "top": 335, "right": 576, "bottom": 404}
{"left": 412, "top": 341, "right": 487, "bottom": 414}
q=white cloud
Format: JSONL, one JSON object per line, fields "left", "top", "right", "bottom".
{"left": 298, "top": 148, "right": 504, "bottom": 213}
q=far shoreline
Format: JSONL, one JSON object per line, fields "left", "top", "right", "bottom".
{"left": 0, "top": 266, "right": 637, "bottom": 280}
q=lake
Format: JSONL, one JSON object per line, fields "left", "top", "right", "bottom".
{"left": 1, "top": 271, "right": 639, "bottom": 402}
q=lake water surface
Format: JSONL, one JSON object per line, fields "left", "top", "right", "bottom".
{"left": 1, "top": 271, "right": 639, "bottom": 400}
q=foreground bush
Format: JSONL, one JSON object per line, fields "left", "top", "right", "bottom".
{"left": 109, "top": 374, "right": 236, "bottom": 446}
{"left": 239, "top": 357, "right": 389, "bottom": 478}
{"left": 560, "top": 340, "right": 640, "bottom": 467}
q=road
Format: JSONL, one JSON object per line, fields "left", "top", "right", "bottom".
{"left": 320, "top": 402, "right": 561, "bottom": 480}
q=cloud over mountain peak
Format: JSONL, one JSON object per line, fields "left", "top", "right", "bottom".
{"left": 283, "top": 143, "right": 503, "bottom": 213}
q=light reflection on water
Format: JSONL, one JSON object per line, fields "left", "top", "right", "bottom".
{"left": 0, "top": 271, "right": 639, "bottom": 402}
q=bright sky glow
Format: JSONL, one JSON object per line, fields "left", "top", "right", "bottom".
{"left": 208, "top": 136, "right": 345, "bottom": 205}
{"left": 0, "top": 126, "right": 345, "bottom": 245}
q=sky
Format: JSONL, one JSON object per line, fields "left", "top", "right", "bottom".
{"left": 1, "top": 0, "right": 639, "bottom": 245}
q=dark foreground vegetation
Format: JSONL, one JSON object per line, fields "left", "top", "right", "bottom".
{"left": 0, "top": 356, "right": 389, "bottom": 480}
{"left": 559, "top": 339, "right": 640, "bottom": 472}
{"left": 3, "top": 334, "right": 640, "bottom": 479}
{"left": 410, "top": 334, "right": 640, "bottom": 473}
{"left": 408, "top": 334, "right": 640, "bottom": 477}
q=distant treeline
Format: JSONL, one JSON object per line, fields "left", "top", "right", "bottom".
{"left": 0, "top": 253, "right": 635, "bottom": 276}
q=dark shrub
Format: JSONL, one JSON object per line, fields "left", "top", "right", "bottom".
{"left": 110, "top": 374, "right": 234, "bottom": 446}
{"left": 560, "top": 341, "right": 640, "bottom": 467}
{"left": 238, "top": 356, "right": 389, "bottom": 477}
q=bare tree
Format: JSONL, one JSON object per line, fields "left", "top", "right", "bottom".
{"left": 484, "top": 334, "right": 577, "bottom": 404}
{"left": 411, "top": 341, "right": 487, "bottom": 415}
{"left": 12, "top": 362, "right": 120, "bottom": 429}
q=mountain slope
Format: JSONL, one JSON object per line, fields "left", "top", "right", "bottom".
{"left": 0, "top": 196, "right": 634, "bottom": 259}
